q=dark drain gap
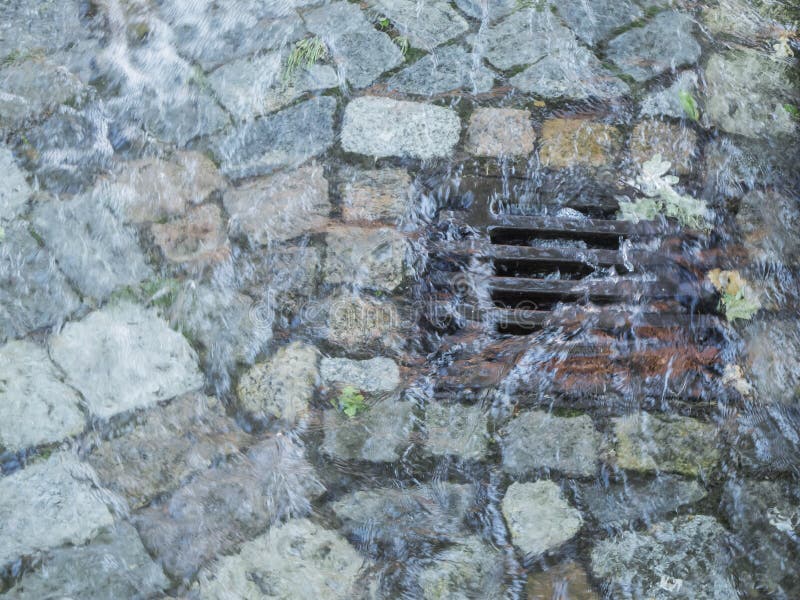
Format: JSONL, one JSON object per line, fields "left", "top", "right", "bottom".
{"left": 489, "top": 229, "right": 622, "bottom": 250}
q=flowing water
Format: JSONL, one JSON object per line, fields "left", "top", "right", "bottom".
{"left": 1, "top": 0, "right": 799, "bottom": 598}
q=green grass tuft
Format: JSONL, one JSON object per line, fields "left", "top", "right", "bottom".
{"left": 283, "top": 37, "right": 328, "bottom": 82}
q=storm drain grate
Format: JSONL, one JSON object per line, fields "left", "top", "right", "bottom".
{"left": 426, "top": 184, "right": 727, "bottom": 401}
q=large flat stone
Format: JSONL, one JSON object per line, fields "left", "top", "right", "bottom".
{"left": 580, "top": 475, "right": 707, "bottom": 528}
{"left": 501, "top": 411, "right": 600, "bottom": 478}
{"left": 5, "top": 522, "right": 169, "bottom": 600}
{"left": 465, "top": 108, "right": 535, "bottom": 157}
{"left": 331, "top": 483, "right": 476, "bottom": 554}
{"left": 370, "top": 0, "right": 469, "bottom": 49}
{"left": 607, "top": 11, "right": 701, "bottom": 82}
{"left": 0, "top": 224, "right": 80, "bottom": 342}
{"left": 160, "top": 0, "right": 306, "bottom": 70}
{"left": 509, "top": 47, "right": 629, "bottom": 100}
{"left": 591, "top": 515, "right": 737, "bottom": 598}
{"left": 87, "top": 393, "right": 248, "bottom": 509}
{"left": 236, "top": 342, "right": 319, "bottom": 422}
{"left": 705, "top": 49, "right": 796, "bottom": 139}
{"left": 223, "top": 163, "right": 330, "bottom": 245}
{"left": 418, "top": 535, "right": 506, "bottom": 599}
{"left": 324, "top": 225, "right": 407, "bottom": 292}
{"left": 476, "top": 9, "right": 578, "bottom": 71}
{"left": 322, "top": 399, "right": 414, "bottom": 463}
{"left": 195, "top": 519, "right": 367, "bottom": 599}
{"left": 305, "top": 2, "right": 402, "bottom": 88}
{"left": 556, "top": 0, "right": 642, "bottom": 46}
{"left": 424, "top": 402, "right": 489, "bottom": 460}
{"left": 21, "top": 105, "right": 113, "bottom": 194}
{"left": 502, "top": 481, "right": 582, "bottom": 557}
{"left": 320, "top": 356, "right": 400, "bottom": 393}
{"left": 0, "top": 340, "right": 84, "bottom": 452}
{"left": 538, "top": 119, "right": 621, "bottom": 169}
{"left": 0, "top": 453, "right": 115, "bottom": 567}
{"left": 612, "top": 412, "right": 720, "bottom": 477}
{"left": 50, "top": 301, "right": 203, "bottom": 420}
{"left": 134, "top": 436, "right": 324, "bottom": 581}
{"left": 387, "top": 45, "right": 495, "bottom": 96}
{"left": 31, "top": 194, "right": 152, "bottom": 301}
{"left": 338, "top": 167, "right": 412, "bottom": 223}
{"left": 107, "top": 151, "right": 224, "bottom": 224}
{"left": 213, "top": 96, "right": 336, "bottom": 179}
{"left": 341, "top": 96, "right": 460, "bottom": 159}
{"left": 0, "top": 57, "right": 85, "bottom": 133}
{"left": 209, "top": 51, "right": 338, "bottom": 121}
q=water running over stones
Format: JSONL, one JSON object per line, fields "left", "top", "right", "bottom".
{"left": 0, "top": 0, "right": 798, "bottom": 596}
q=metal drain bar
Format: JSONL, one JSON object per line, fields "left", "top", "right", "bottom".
{"left": 427, "top": 201, "right": 726, "bottom": 402}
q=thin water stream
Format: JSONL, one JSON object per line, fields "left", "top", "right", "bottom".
{"left": 0, "top": 0, "right": 799, "bottom": 598}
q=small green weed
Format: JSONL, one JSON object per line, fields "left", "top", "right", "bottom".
{"left": 333, "top": 385, "right": 367, "bottom": 418}
{"left": 377, "top": 16, "right": 391, "bottom": 30}
{"left": 283, "top": 37, "right": 328, "bottom": 81}
{"left": 783, "top": 103, "right": 800, "bottom": 120}
{"left": 678, "top": 90, "right": 699, "bottom": 121}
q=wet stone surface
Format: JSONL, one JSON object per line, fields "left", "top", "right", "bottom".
{"left": 341, "top": 97, "right": 461, "bottom": 160}
{"left": 213, "top": 96, "right": 336, "bottom": 179}
{"left": 466, "top": 108, "right": 536, "bottom": 158}
{"left": 612, "top": 413, "right": 720, "bottom": 477}
{"left": 387, "top": 45, "right": 495, "bottom": 96}
{"left": 424, "top": 401, "right": 489, "bottom": 460}
{"left": 0, "top": 453, "right": 115, "bottom": 567}
{"left": 324, "top": 225, "right": 407, "bottom": 292}
{"left": 31, "top": 194, "right": 152, "bottom": 301}
{"left": 501, "top": 411, "right": 600, "bottom": 478}
{"left": 338, "top": 167, "right": 412, "bottom": 224}
{"left": 580, "top": 475, "right": 707, "bottom": 528}
{"left": 0, "top": 223, "right": 80, "bottom": 342}
{"left": 135, "top": 436, "right": 324, "bottom": 582}
{"left": 501, "top": 481, "right": 583, "bottom": 557}
{"left": 1, "top": 0, "right": 798, "bottom": 597}
{"left": 50, "top": 301, "right": 203, "bottom": 420}
{"left": 87, "top": 393, "right": 247, "bottom": 509}
{"left": 590, "top": 515, "right": 738, "bottom": 599}
{"left": 236, "top": 342, "right": 319, "bottom": 423}
{"left": 0, "top": 340, "right": 84, "bottom": 452}
{"left": 331, "top": 483, "right": 476, "bottom": 555}
{"left": 304, "top": 2, "right": 403, "bottom": 89}
{"left": 0, "top": 147, "right": 31, "bottom": 221}
{"left": 223, "top": 164, "right": 330, "bottom": 245}
{"left": 417, "top": 536, "right": 506, "bottom": 599}
{"left": 194, "top": 518, "right": 368, "bottom": 600}
{"left": 607, "top": 11, "right": 702, "bottom": 82}
{"left": 5, "top": 523, "right": 169, "bottom": 600}
{"left": 369, "top": 0, "right": 469, "bottom": 49}
{"left": 322, "top": 399, "right": 414, "bottom": 463}
{"left": 538, "top": 119, "right": 621, "bottom": 169}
